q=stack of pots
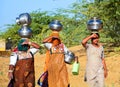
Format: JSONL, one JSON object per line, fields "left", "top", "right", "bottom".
{"left": 16, "top": 13, "right": 32, "bottom": 38}
{"left": 87, "top": 17, "right": 103, "bottom": 33}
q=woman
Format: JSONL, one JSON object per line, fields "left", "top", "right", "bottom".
{"left": 8, "top": 39, "right": 40, "bottom": 87}
{"left": 81, "top": 33, "right": 108, "bottom": 87}
{"left": 43, "top": 35, "right": 70, "bottom": 87}
{"left": 43, "top": 31, "right": 60, "bottom": 72}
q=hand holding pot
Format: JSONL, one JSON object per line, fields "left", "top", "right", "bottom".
{"left": 75, "top": 56, "right": 79, "bottom": 63}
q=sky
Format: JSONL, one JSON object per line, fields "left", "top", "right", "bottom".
{"left": 1, "top": 0, "right": 78, "bottom": 32}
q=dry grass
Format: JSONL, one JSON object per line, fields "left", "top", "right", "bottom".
{"left": 0, "top": 45, "right": 120, "bottom": 87}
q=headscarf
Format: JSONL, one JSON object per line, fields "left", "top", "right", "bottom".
{"left": 17, "top": 39, "right": 30, "bottom": 51}
{"left": 50, "top": 31, "right": 60, "bottom": 37}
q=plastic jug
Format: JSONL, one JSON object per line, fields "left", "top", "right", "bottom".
{"left": 72, "top": 62, "right": 80, "bottom": 75}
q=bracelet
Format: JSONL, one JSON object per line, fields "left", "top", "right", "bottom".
{"left": 8, "top": 70, "right": 13, "bottom": 72}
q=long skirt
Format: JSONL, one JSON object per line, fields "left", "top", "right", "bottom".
{"left": 48, "top": 53, "right": 69, "bottom": 87}
{"left": 13, "top": 58, "right": 35, "bottom": 87}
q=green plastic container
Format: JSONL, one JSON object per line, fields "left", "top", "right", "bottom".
{"left": 72, "top": 62, "right": 80, "bottom": 75}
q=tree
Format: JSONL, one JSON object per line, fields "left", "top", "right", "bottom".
{"left": 66, "top": 0, "right": 120, "bottom": 46}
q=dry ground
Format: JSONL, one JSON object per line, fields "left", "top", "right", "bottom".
{"left": 0, "top": 45, "right": 120, "bottom": 87}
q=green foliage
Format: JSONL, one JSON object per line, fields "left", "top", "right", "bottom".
{"left": 67, "top": 0, "right": 120, "bottom": 46}
{"left": 1, "top": 24, "right": 21, "bottom": 46}
{"left": 88, "top": 0, "right": 120, "bottom": 46}
{"left": 1, "top": 0, "right": 120, "bottom": 54}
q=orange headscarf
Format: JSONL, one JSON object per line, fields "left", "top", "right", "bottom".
{"left": 50, "top": 31, "right": 59, "bottom": 37}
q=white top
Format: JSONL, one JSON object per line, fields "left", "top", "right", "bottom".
{"left": 85, "top": 44, "right": 104, "bottom": 80}
{"left": 44, "top": 43, "right": 69, "bottom": 54}
{"left": 9, "top": 48, "right": 39, "bottom": 66}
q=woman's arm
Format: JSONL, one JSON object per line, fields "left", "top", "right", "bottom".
{"left": 81, "top": 33, "right": 98, "bottom": 47}
{"left": 102, "top": 58, "right": 108, "bottom": 78}
{"left": 81, "top": 36, "right": 92, "bottom": 47}
{"left": 22, "top": 40, "right": 40, "bottom": 49}
{"left": 28, "top": 42, "right": 40, "bottom": 49}
{"left": 43, "top": 36, "right": 53, "bottom": 43}
{"left": 44, "top": 43, "right": 52, "bottom": 50}
{"left": 63, "top": 44, "right": 69, "bottom": 54}
{"left": 8, "top": 65, "right": 14, "bottom": 79}
{"left": 43, "top": 36, "right": 60, "bottom": 43}
{"left": 8, "top": 52, "right": 17, "bottom": 79}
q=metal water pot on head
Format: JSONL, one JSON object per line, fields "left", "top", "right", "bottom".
{"left": 16, "top": 13, "right": 32, "bottom": 38}
{"left": 18, "top": 26, "right": 32, "bottom": 38}
{"left": 49, "top": 20, "right": 63, "bottom": 31}
{"left": 87, "top": 17, "right": 103, "bottom": 33}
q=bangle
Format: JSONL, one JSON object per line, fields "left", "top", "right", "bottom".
{"left": 8, "top": 70, "right": 13, "bottom": 72}
{"left": 28, "top": 42, "right": 32, "bottom": 45}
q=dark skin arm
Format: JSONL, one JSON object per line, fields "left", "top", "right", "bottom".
{"left": 8, "top": 65, "right": 14, "bottom": 79}
{"left": 29, "top": 42, "right": 40, "bottom": 49}
{"left": 75, "top": 56, "right": 79, "bottom": 63}
{"left": 22, "top": 39, "right": 40, "bottom": 49}
{"left": 102, "top": 58, "right": 108, "bottom": 78}
{"left": 43, "top": 36, "right": 60, "bottom": 43}
{"left": 43, "top": 36, "right": 53, "bottom": 43}
{"left": 81, "top": 33, "right": 98, "bottom": 47}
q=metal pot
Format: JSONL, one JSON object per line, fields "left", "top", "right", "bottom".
{"left": 49, "top": 20, "right": 63, "bottom": 31}
{"left": 64, "top": 51, "right": 75, "bottom": 64}
{"left": 16, "top": 13, "right": 32, "bottom": 38}
{"left": 87, "top": 17, "right": 103, "bottom": 31}
{"left": 18, "top": 26, "right": 32, "bottom": 38}
{"left": 16, "top": 13, "right": 31, "bottom": 26}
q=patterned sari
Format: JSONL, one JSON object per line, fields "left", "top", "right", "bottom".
{"left": 13, "top": 52, "right": 35, "bottom": 87}
{"left": 47, "top": 45, "right": 69, "bottom": 87}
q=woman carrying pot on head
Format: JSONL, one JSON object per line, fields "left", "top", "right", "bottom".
{"left": 43, "top": 31, "right": 60, "bottom": 72}
{"left": 8, "top": 38, "right": 40, "bottom": 87}
{"left": 43, "top": 34, "right": 77, "bottom": 87}
{"left": 81, "top": 33, "right": 108, "bottom": 87}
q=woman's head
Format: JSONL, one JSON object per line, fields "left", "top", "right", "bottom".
{"left": 17, "top": 39, "right": 30, "bottom": 51}
{"left": 91, "top": 33, "right": 100, "bottom": 44}
{"left": 50, "top": 32, "right": 61, "bottom": 46}
{"left": 52, "top": 37, "right": 61, "bottom": 46}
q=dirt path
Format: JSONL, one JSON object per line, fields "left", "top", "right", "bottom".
{"left": 0, "top": 45, "right": 120, "bottom": 87}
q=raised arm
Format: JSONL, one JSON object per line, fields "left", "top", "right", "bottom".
{"left": 22, "top": 39, "right": 40, "bottom": 49}
{"left": 81, "top": 35, "right": 92, "bottom": 47}
{"left": 43, "top": 36, "right": 53, "bottom": 43}
{"left": 28, "top": 42, "right": 40, "bottom": 49}
{"left": 81, "top": 33, "right": 98, "bottom": 47}
{"left": 43, "top": 36, "right": 60, "bottom": 43}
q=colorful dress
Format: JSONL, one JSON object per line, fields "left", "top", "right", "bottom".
{"left": 44, "top": 43, "right": 69, "bottom": 87}
{"left": 10, "top": 48, "right": 38, "bottom": 87}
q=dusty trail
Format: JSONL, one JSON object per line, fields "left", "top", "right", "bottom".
{"left": 0, "top": 45, "right": 120, "bottom": 87}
